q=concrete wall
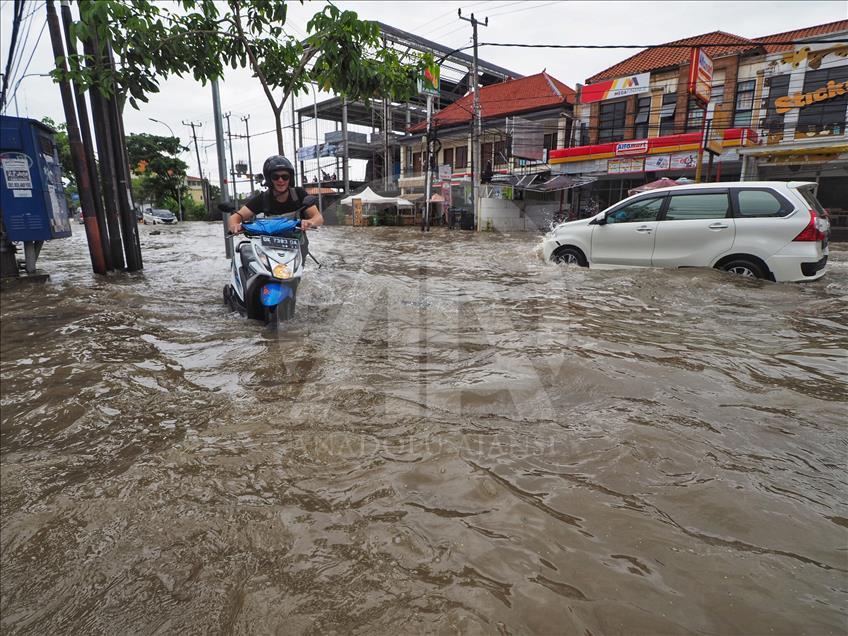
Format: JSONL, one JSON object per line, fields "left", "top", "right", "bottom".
{"left": 479, "top": 198, "right": 557, "bottom": 232}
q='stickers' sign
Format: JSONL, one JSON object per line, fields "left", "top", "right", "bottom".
{"left": 775, "top": 79, "right": 848, "bottom": 114}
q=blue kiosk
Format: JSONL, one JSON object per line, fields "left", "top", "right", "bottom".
{"left": 0, "top": 115, "right": 72, "bottom": 278}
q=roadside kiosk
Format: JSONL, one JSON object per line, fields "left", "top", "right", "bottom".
{"left": 0, "top": 115, "right": 72, "bottom": 278}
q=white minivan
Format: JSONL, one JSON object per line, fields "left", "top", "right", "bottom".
{"left": 543, "top": 181, "right": 830, "bottom": 282}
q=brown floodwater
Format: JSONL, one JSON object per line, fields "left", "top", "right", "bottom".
{"left": 1, "top": 222, "right": 846, "bottom": 634}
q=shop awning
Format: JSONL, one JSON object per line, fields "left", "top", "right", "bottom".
{"left": 524, "top": 175, "right": 598, "bottom": 192}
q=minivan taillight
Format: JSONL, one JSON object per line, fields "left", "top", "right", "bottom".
{"left": 793, "top": 210, "right": 826, "bottom": 242}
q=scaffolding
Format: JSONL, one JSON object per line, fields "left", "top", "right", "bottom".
{"left": 293, "top": 21, "right": 522, "bottom": 197}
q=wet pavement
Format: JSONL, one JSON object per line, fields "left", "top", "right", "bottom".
{"left": 1, "top": 222, "right": 847, "bottom": 634}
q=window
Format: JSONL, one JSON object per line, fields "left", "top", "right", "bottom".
{"left": 443, "top": 147, "right": 454, "bottom": 168}
{"left": 455, "top": 145, "right": 468, "bottom": 169}
{"left": 733, "top": 80, "right": 756, "bottom": 127}
{"left": 664, "top": 193, "right": 729, "bottom": 220}
{"left": 659, "top": 93, "right": 677, "bottom": 136}
{"left": 686, "top": 97, "right": 705, "bottom": 133}
{"left": 543, "top": 132, "right": 558, "bottom": 151}
{"left": 710, "top": 83, "right": 724, "bottom": 106}
{"left": 761, "top": 75, "right": 791, "bottom": 134}
{"left": 606, "top": 197, "right": 664, "bottom": 224}
{"left": 598, "top": 99, "right": 627, "bottom": 143}
{"left": 735, "top": 189, "right": 792, "bottom": 217}
{"left": 634, "top": 97, "right": 651, "bottom": 139}
{"left": 796, "top": 65, "right": 848, "bottom": 137}
{"left": 412, "top": 152, "right": 422, "bottom": 174}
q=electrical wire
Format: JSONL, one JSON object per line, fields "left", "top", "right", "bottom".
{"left": 1, "top": 0, "right": 25, "bottom": 107}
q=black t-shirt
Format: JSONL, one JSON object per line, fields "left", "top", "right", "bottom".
{"left": 244, "top": 187, "right": 309, "bottom": 219}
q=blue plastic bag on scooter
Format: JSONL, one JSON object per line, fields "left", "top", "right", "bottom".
{"left": 243, "top": 219, "right": 299, "bottom": 235}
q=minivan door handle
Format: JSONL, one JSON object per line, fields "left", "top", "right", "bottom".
{"left": 635, "top": 226, "right": 652, "bottom": 233}
{"left": 708, "top": 222, "right": 729, "bottom": 229}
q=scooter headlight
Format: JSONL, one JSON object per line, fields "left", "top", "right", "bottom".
{"left": 273, "top": 263, "right": 292, "bottom": 279}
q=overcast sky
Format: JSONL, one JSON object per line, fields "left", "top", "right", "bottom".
{"left": 2, "top": 0, "right": 846, "bottom": 186}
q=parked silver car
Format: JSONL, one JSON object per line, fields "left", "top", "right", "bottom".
{"left": 543, "top": 181, "right": 830, "bottom": 282}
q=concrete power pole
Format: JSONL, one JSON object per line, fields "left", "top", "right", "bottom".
{"left": 224, "top": 111, "right": 237, "bottom": 202}
{"left": 211, "top": 79, "right": 232, "bottom": 258}
{"left": 241, "top": 115, "right": 254, "bottom": 195}
{"left": 459, "top": 9, "right": 487, "bottom": 231}
{"left": 182, "top": 119, "right": 204, "bottom": 206}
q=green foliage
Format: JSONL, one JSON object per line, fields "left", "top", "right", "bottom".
{"left": 126, "top": 133, "right": 188, "bottom": 208}
{"left": 56, "top": 0, "right": 431, "bottom": 152}
{"left": 180, "top": 196, "right": 207, "bottom": 221}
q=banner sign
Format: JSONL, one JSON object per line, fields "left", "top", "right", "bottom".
{"left": 688, "top": 48, "right": 713, "bottom": 106}
{"left": 670, "top": 151, "right": 698, "bottom": 170}
{"left": 418, "top": 63, "right": 440, "bottom": 96}
{"left": 645, "top": 154, "right": 671, "bottom": 171}
{"left": 441, "top": 181, "right": 452, "bottom": 206}
{"left": 615, "top": 140, "right": 649, "bottom": 156}
{"left": 438, "top": 164, "right": 452, "bottom": 180}
{"left": 581, "top": 73, "right": 650, "bottom": 104}
{"left": 608, "top": 158, "right": 645, "bottom": 174}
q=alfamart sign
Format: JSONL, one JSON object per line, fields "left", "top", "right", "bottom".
{"left": 775, "top": 79, "right": 848, "bottom": 114}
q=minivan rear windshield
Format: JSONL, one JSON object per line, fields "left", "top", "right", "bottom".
{"left": 796, "top": 186, "right": 827, "bottom": 215}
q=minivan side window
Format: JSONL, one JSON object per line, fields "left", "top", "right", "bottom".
{"left": 736, "top": 189, "right": 793, "bottom": 217}
{"left": 606, "top": 197, "right": 664, "bottom": 224}
{"left": 664, "top": 193, "right": 730, "bottom": 220}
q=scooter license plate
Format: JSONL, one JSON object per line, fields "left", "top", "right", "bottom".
{"left": 261, "top": 236, "right": 299, "bottom": 250}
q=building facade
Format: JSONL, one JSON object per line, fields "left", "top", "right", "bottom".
{"left": 549, "top": 20, "right": 847, "bottom": 226}
{"left": 399, "top": 72, "right": 575, "bottom": 228}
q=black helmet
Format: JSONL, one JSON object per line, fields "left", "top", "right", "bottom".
{"left": 262, "top": 155, "right": 295, "bottom": 185}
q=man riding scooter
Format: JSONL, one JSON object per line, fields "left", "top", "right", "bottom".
{"left": 228, "top": 155, "right": 324, "bottom": 242}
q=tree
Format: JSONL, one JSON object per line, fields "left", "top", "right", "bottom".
{"left": 60, "top": 1, "right": 430, "bottom": 154}
{"left": 126, "top": 133, "right": 189, "bottom": 211}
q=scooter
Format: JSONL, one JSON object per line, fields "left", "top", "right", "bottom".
{"left": 223, "top": 208, "right": 308, "bottom": 326}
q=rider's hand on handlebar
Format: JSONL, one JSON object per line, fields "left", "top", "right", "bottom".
{"left": 228, "top": 218, "right": 243, "bottom": 235}
{"left": 300, "top": 219, "right": 316, "bottom": 231}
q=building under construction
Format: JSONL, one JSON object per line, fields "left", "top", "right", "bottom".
{"left": 292, "top": 22, "right": 521, "bottom": 199}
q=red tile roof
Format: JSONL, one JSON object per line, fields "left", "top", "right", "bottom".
{"left": 408, "top": 72, "right": 575, "bottom": 134}
{"left": 586, "top": 31, "right": 759, "bottom": 83}
{"left": 585, "top": 21, "right": 848, "bottom": 84}
{"left": 755, "top": 20, "right": 848, "bottom": 53}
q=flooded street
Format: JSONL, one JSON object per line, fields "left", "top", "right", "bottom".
{"left": 2, "top": 222, "right": 847, "bottom": 634}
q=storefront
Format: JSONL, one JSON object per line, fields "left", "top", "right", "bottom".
{"left": 548, "top": 128, "right": 758, "bottom": 214}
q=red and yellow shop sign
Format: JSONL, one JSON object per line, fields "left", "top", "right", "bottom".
{"left": 775, "top": 79, "right": 848, "bottom": 114}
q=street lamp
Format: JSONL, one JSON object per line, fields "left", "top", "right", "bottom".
{"left": 147, "top": 117, "right": 183, "bottom": 222}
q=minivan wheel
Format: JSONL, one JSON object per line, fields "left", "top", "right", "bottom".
{"left": 552, "top": 247, "right": 588, "bottom": 267}
{"left": 720, "top": 259, "right": 765, "bottom": 279}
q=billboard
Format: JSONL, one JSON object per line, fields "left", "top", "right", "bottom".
{"left": 418, "top": 63, "right": 440, "bottom": 96}
{"left": 581, "top": 73, "right": 650, "bottom": 104}
{"left": 688, "top": 48, "right": 713, "bottom": 106}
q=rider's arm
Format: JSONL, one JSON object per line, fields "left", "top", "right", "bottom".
{"left": 228, "top": 205, "right": 255, "bottom": 233}
{"left": 300, "top": 205, "right": 323, "bottom": 230}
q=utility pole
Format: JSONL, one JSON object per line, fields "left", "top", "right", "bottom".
{"left": 224, "top": 111, "right": 237, "bottom": 203}
{"left": 459, "top": 9, "right": 487, "bottom": 231}
{"left": 422, "top": 95, "right": 433, "bottom": 232}
{"left": 211, "top": 79, "right": 232, "bottom": 258}
{"left": 241, "top": 115, "right": 254, "bottom": 195}
{"left": 183, "top": 119, "right": 204, "bottom": 204}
